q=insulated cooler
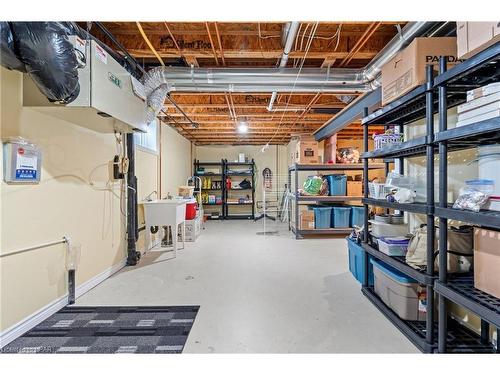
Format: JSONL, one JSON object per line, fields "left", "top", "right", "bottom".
{"left": 371, "top": 259, "right": 426, "bottom": 321}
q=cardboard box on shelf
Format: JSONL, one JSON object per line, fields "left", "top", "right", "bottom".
{"left": 474, "top": 228, "right": 500, "bottom": 299}
{"left": 381, "top": 37, "right": 459, "bottom": 105}
{"left": 347, "top": 180, "right": 363, "bottom": 197}
{"left": 300, "top": 210, "right": 315, "bottom": 230}
{"left": 457, "top": 22, "right": 500, "bottom": 60}
{"left": 296, "top": 140, "right": 319, "bottom": 164}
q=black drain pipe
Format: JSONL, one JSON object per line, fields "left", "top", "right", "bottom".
{"left": 126, "top": 133, "right": 141, "bottom": 266}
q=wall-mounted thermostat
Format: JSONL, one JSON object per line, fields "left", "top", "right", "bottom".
{"left": 3, "top": 138, "right": 42, "bottom": 184}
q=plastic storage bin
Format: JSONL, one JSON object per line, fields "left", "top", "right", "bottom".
{"left": 326, "top": 174, "right": 347, "bottom": 196}
{"left": 377, "top": 237, "right": 410, "bottom": 256}
{"left": 351, "top": 206, "right": 364, "bottom": 228}
{"left": 347, "top": 238, "right": 374, "bottom": 284}
{"left": 333, "top": 207, "right": 351, "bottom": 228}
{"left": 313, "top": 206, "right": 332, "bottom": 229}
{"left": 371, "top": 259, "right": 426, "bottom": 321}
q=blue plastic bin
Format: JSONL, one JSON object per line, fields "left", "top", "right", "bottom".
{"left": 347, "top": 238, "right": 374, "bottom": 285}
{"left": 326, "top": 174, "right": 347, "bottom": 196}
{"left": 313, "top": 206, "right": 332, "bottom": 228}
{"left": 333, "top": 206, "right": 351, "bottom": 228}
{"left": 351, "top": 206, "right": 364, "bottom": 228}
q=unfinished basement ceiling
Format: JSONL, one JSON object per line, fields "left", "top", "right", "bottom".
{"left": 89, "top": 22, "right": 404, "bottom": 144}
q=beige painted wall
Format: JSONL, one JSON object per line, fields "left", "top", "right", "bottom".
{"left": 160, "top": 124, "right": 192, "bottom": 198}
{"left": 0, "top": 68, "right": 192, "bottom": 334}
{"left": 0, "top": 67, "right": 127, "bottom": 331}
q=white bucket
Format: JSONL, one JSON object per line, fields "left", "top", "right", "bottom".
{"left": 478, "top": 145, "right": 500, "bottom": 211}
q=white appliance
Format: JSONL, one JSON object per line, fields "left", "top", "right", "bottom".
{"left": 22, "top": 36, "right": 148, "bottom": 133}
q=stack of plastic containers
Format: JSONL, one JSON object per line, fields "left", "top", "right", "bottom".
{"left": 332, "top": 206, "right": 351, "bottom": 228}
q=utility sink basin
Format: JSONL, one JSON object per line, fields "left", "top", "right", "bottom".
{"left": 142, "top": 199, "right": 189, "bottom": 226}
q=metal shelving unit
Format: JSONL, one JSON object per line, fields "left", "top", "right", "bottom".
{"left": 288, "top": 163, "right": 385, "bottom": 239}
{"left": 194, "top": 159, "right": 225, "bottom": 220}
{"left": 358, "top": 41, "right": 500, "bottom": 353}
{"left": 361, "top": 66, "right": 438, "bottom": 353}
{"left": 434, "top": 41, "right": 500, "bottom": 353}
{"left": 224, "top": 159, "right": 255, "bottom": 220}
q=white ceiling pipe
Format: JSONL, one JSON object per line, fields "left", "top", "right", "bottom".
{"left": 267, "top": 21, "right": 300, "bottom": 112}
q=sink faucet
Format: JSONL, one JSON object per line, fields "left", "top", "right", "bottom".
{"left": 144, "top": 190, "right": 158, "bottom": 202}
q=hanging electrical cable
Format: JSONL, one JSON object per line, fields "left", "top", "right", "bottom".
{"left": 265, "top": 22, "right": 319, "bottom": 146}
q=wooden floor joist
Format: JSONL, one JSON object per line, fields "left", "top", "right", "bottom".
{"left": 87, "top": 21, "right": 405, "bottom": 144}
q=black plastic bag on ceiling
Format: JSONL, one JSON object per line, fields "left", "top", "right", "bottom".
{"left": 10, "top": 22, "right": 80, "bottom": 103}
{"left": 0, "top": 22, "right": 26, "bottom": 72}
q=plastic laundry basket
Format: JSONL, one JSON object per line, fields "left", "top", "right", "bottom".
{"left": 326, "top": 175, "right": 347, "bottom": 196}
{"left": 351, "top": 206, "right": 364, "bottom": 228}
{"left": 313, "top": 206, "right": 332, "bottom": 229}
{"left": 333, "top": 207, "right": 351, "bottom": 228}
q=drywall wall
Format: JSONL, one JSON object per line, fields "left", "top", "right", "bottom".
{"left": 160, "top": 123, "right": 192, "bottom": 198}
{"left": 0, "top": 67, "right": 126, "bottom": 331}
{"left": 0, "top": 67, "right": 166, "bottom": 334}
{"left": 194, "top": 145, "right": 288, "bottom": 216}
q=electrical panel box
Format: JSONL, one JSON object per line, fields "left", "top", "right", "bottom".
{"left": 3, "top": 139, "right": 42, "bottom": 184}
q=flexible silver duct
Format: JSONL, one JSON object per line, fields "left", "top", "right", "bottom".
{"left": 267, "top": 21, "right": 300, "bottom": 112}
{"left": 143, "top": 21, "right": 441, "bottom": 123}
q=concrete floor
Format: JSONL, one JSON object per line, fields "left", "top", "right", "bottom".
{"left": 77, "top": 220, "right": 418, "bottom": 353}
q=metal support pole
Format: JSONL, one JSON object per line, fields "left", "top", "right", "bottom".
{"left": 294, "top": 165, "right": 300, "bottom": 239}
{"left": 126, "top": 133, "right": 139, "bottom": 266}
{"left": 362, "top": 107, "right": 370, "bottom": 287}
{"left": 497, "top": 327, "right": 500, "bottom": 353}
{"left": 288, "top": 168, "right": 292, "bottom": 231}
{"left": 363, "top": 107, "right": 369, "bottom": 245}
{"left": 425, "top": 64, "right": 436, "bottom": 347}
{"left": 437, "top": 57, "right": 449, "bottom": 353}
{"left": 481, "top": 320, "right": 490, "bottom": 345}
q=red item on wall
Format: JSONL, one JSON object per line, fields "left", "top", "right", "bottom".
{"left": 226, "top": 177, "right": 232, "bottom": 190}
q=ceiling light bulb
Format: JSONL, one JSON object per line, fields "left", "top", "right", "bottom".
{"left": 238, "top": 121, "right": 248, "bottom": 133}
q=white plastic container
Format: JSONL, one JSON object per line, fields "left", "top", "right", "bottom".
{"left": 369, "top": 220, "right": 408, "bottom": 237}
{"left": 478, "top": 145, "right": 500, "bottom": 211}
{"left": 377, "top": 237, "right": 410, "bottom": 256}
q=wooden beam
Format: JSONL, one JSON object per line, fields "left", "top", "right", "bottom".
{"left": 124, "top": 49, "right": 378, "bottom": 61}
{"left": 205, "top": 22, "right": 219, "bottom": 66}
{"left": 338, "top": 22, "right": 381, "bottom": 67}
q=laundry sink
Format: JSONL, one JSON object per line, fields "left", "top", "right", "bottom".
{"left": 142, "top": 199, "right": 188, "bottom": 226}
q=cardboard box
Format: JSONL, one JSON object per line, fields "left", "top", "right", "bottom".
{"left": 185, "top": 216, "right": 201, "bottom": 242}
{"left": 381, "top": 37, "right": 459, "bottom": 105}
{"left": 300, "top": 211, "right": 315, "bottom": 230}
{"left": 457, "top": 22, "right": 500, "bottom": 60}
{"left": 474, "top": 228, "right": 500, "bottom": 299}
{"left": 347, "top": 181, "right": 363, "bottom": 197}
{"left": 296, "top": 140, "right": 319, "bottom": 164}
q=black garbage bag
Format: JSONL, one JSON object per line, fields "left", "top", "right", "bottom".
{"left": 10, "top": 22, "right": 80, "bottom": 103}
{"left": 0, "top": 22, "right": 26, "bottom": 72}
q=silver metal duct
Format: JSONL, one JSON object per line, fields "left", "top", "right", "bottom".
{"left": 143, "top": 21, "right": 441, "bottom": 122}
{"left": 267, "top": 21, "right": 300, "bottom": 112}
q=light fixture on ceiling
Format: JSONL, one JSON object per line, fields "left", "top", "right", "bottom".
{"left": 237, "top": 120, "right": 248, "bottom": 133}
